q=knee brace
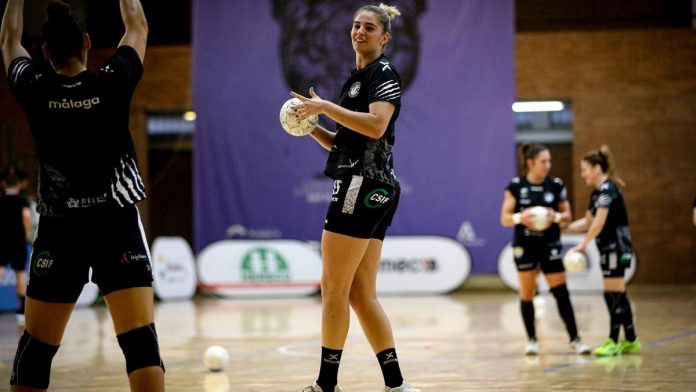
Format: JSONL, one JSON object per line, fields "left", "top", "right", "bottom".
{"left": 10, "top": 330, "right": 60, "bottom": 389}
{"left": 117, "top": 323, "right": 165, "bottom": 374}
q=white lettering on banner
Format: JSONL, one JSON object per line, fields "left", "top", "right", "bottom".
{"left": 197, "top": 240, "right": 321, "bottom": 298}
{"left": 377, "top": 236, "right": 470, "bottom": 294}
{"left": 225, "top": 224, "right": 282, "bottom": 239}
{"left": 497, "top": 233, "right": 637, "bottom": 293}
{"left": 456, "top": 221, "right": 486, "bottom": 247}
{"left": 152, "top": 237, "right": 197, "bottom": 300}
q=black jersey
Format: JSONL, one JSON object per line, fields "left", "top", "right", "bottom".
{"left": 0, "top": 193, "right": 28, "bottom": 242}
{"left": 588, "top": 179, "right": 633, "bottom": 253}
{"left": 325, "top": 54, "right": 401, "bottom": 187}
{"left": 506, "top": 176, "right": 568, "bottom": 245}
{"left": 8, "top": 46, "right": 146, "bottom": 217}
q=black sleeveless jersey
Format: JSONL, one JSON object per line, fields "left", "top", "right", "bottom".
{"left": 589, "top": 179, "right": 633, "bottom": 253}
{"left": 8, "top": 46, "right": 146, "bottom": 216}
{"left": 506, "top": 176, "right": 568, "bottom": 246}
{"left": 324, "top": 54, "right": 401, "bottom": 188}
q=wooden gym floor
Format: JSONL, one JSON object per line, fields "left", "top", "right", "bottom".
{"left": 0, "top": 284, "right": 695, "bottom": 391}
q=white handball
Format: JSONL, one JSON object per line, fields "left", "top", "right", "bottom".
{"left": 279, "top": 98, "right": 318, "bottom": 136}
{"left": 203, "top": 345, "right": 229, "bottom": 372}
{"left": 527, "top": 206, "right": 552, "bottom": 231}
{"left": 563, "top": 251, "right": 587, "bottom": 273}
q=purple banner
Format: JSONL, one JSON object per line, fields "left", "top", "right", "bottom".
{"left": 193, "top": 0, "right": 515, "bottom": 273}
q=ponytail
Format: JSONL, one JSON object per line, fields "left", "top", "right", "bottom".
{"left": 518, "top": 143, "right": 548, "bottom": 176}
{"left": 583, "top": 144, "right": 626, "bottom": 187}
{"left": 42, "top": 1, "right": 85, "bottom": 67}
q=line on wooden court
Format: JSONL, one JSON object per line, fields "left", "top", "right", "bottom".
{"left": 543, "top": 329, "right": 696, "bottom": 373}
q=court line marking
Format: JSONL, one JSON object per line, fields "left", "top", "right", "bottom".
{"left": 543, "top": 328, "right": 696, "bottom": 373}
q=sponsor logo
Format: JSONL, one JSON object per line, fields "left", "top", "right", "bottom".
{"left": 520, "top": 187, "right": 529, "bottom": 197}
{"left": 382, "top": 351, "right": 398, "bottom": 365}
{"left": 513, "top": 246, "right": 524, "bottom": 259}
{"left": 379, "top": 258, "right": 437, "bottom": 273}
{"left": 241, "top": 247, "right": 291, "bottom": 281}
{"left": 456, "top": 221, "right": 486, "bottom": 246}
{"left": 323, "top": 353, "right": 340, "bottom": 364}
{"left": 348, "top": 81, "right": 361, "bottom": 97}
{"left": 380, "top": 61, "right": 392, "bottom": 72}
{"left": 544, "top": 192, "right": 555, "bottom": 204}
{"left": 364, "top": 188, "right": 390, "bottom": 208}
{"left": 66, "top": 194, "right": 108, "bottom": 208}
{"left": 530, "top": 186, "right": 544, "bottom": 192}
{"left": 48, "top": 97, "right": 101, "bottom": 110}
{"left": 225, "top": 224, "right": 282, "bottom": 239}
{"left": 121, "top": 251, "right": 149, "bottom": 264}
{"left": 156, "top": 255, "right": 188, "bottom": 283}
{"left": 32, "top": 251, "right": 55, "bottom": 276}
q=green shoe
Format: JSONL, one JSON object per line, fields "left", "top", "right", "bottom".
{"left": 593, "top": 338, "right": 620, "bottom": 356}
{"left": 618, "top": 338, "right": 642, "bottom": 354}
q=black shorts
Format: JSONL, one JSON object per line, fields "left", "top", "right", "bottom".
{"left": 27, "top": 204, "right": 153, "bottom": 303}
{"left": 600, "top": 250, "right": 632, "bottom": 278}
{"left": 512, "top": 242, "right": 564, "bottom": 274}
{"left": 0, "top": 239, "right": 27, "bottom": 271}
{"left": 324, "top": 175, "right": 399, "bottom": 240}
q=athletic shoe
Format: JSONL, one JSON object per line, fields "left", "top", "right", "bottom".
{"left": 570, "top": 338, "right": 591, "bottom": 355}
{"left": 384, "top": 381, "right": 422, "bottom": 392}
{"left": 618, "top": 338, "right": 642, "bottom": 354}
{"left": 592, "top": 338, "right": 620, "bottom": 357}
{"left": 15, "top": 314, "right": 25, "bottom": 327}
{"left": 524, "top": 339, "right": 540, "bottom": 355}
{"left": 303, "top": 384, "right": 342, "bottom": 392}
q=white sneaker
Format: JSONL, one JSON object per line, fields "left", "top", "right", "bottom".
{"left": 524, "top": 339, "right": 539, "bottom": 355}
{"left": 303, "top": 384, "right": 342, "bottom": 392}
{"left": 384, "top": 381, "right": 422, "bottom": 392}
{"left": 570, "top": 338, "right": 591, "bottom": 355}
{"left": 16, "top": 314, "right": 25, "bottom": 327}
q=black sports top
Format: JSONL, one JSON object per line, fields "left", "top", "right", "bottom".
{"left": 588, "top": 179, "right": 633, "bottom": 253}
{"left": 506, "top": 175, "right": 568, "bottom": 246}
{"left": 325, "top": 54, "right": 401, "bottom": 188}
{"left": 8, "top": 46, "right": 146, "bottom": 216}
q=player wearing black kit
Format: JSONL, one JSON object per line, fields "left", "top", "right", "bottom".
{"left": 501, "top": 144, "right": 590, "bottom": 355}
{"left": 0, "top": 167, "right": 31, "bottom": 325}
{"left": 291, "top": 4, "right": 420, "bottom": 392}
{"left": 568, "top": 145, "right": 641, "bottom": 357}
{"left": 1, "top": 1, "right": 164, "bottom": 390}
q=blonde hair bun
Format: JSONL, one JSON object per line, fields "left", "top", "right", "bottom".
{"left": 379, "top": 3, "right": 401, "bottom": 20}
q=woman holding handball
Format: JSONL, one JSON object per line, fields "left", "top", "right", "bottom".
{"left": 500, "top": 144, "right": 591, "bottom": 355}
{"left": 291, "top": 4, "right": 420, "bottom": 392}
{"left": 566, "top": 145, "right": 640, "bottom": 356}
{"left": 1, "top": 0, "right": 164, "bottom": 390}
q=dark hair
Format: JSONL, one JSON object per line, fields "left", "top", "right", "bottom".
{"left": 42, "top": 1, "right": 85, "bottom": 67}
{"left": 518, "top": 143, "right": 548, "bottom": 175}
{"left": 0, "top": 166, "right": 19, "bottom": 187}
{"left": 582, "top": 144, "right": 625, "bottom": 187}
{"left": 355, "top": 4, "right": 401, "bottom": 34}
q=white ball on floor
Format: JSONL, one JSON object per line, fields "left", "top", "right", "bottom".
{"left": 203, "top": 345, "right": 229, "bottom": 372}
{"left": 563, "top": 251, "right": 587, "bottom": 273}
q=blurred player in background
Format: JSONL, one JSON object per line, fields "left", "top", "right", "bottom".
{"left": 567, "top": 145, "right": 641, "bottom": 356}
{"left": 501, "top": 144, "right": 590, "bottom": 355}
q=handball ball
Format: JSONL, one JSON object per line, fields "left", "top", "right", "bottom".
{"left": 279, "top": 98, "right": 318, "bottom": 136}
{"left": 527, "top": 206, "right": 551, "bottom": 231}
{"left": 563, "top": 251, "right": 587, "bottom": 273}
{"left": 203, "top": 345, "right": 229, "bottom": 372}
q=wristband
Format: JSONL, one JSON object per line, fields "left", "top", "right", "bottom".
{"left": 512, "top": 213, "right": 521, "bottom": 225}
{"left": 554, "top": 212, "right": 562, "bottom": 224}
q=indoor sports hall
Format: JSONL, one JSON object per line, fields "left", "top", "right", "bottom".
{"left": 0, "top": 1, "right": 694, "bottom": 391}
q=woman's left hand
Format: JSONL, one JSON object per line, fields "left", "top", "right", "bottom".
{"left": 290, "top": 87, "right": 325, "bottom": 120}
